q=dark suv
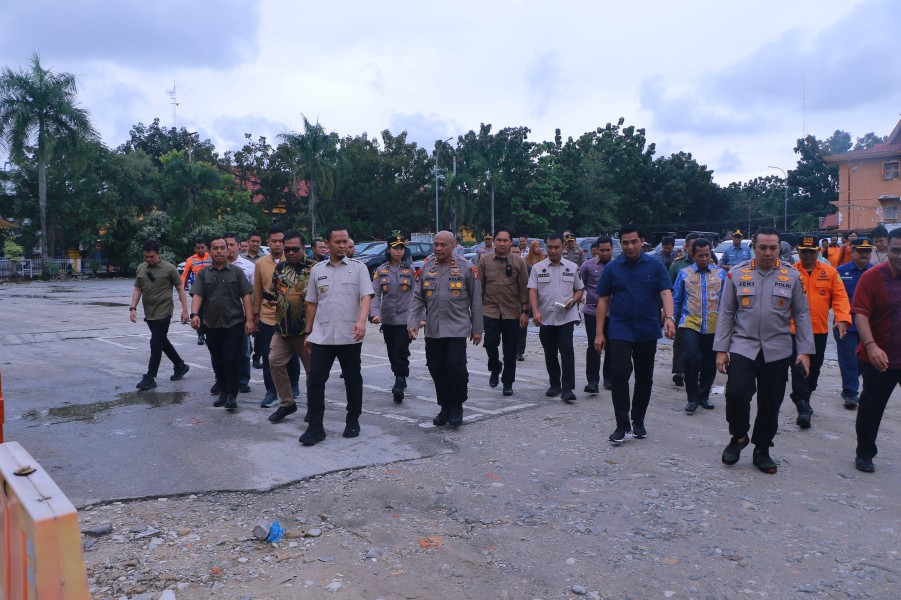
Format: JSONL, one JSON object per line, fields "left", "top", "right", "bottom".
{"left": 357, "top": 241, "right": 434, "bottom": 274}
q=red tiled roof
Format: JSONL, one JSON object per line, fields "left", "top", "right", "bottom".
{"left": 821, "top": 213, "right": 840, "bottom": 228}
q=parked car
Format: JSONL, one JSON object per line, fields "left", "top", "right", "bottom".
{"left": 358, "top": 241, "right": 434, "bottom": 274}
{"left": 713, "top": 239, "right": 751, "bottom": 262}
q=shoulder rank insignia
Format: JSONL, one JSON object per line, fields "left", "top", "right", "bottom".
{"left": 726, "top": 272, "right": 732, "bottom": 279}
{"left": 741, "top": 268, "right": 753, "bottom": 274}
{"left": 739, "top": 275, "right": 752, "bottom": 281}
{"left": 372, "top": 271, "right": 379, "bottom": 281}
{"left": 776, "top": 275, "right": 790, "bottom": 281}
{"left": 470, "top": 265, "right": 479, "bottom": 280}
{"left": 779, "top": 269, "right": 788, "bottom": 275}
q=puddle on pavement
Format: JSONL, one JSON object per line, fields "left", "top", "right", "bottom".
{"left": 66, "top": 301, "right": 131, "bottom": 307}
{"left": 20, "top": 391, "right": 186, "bottom": 423}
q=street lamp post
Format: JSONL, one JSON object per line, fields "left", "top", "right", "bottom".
{"left": 767, "top": 165, "right": 788, "bottom": 232}
{"left": 435, "top": 137, "right": 453, "bottom": 234}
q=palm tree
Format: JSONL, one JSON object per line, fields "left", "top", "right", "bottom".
{"left": 0, "top": 52, "right": 97, "bottom": 259}
{"left": 279, "top": 115, "right": 338, "bottom": 239}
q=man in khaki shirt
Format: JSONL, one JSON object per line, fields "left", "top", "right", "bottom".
{"left": 253, "top": 227, "right": 303, "bottom": 408}
{"left": 478, "top": 226, "right": 529, "bottom": 396}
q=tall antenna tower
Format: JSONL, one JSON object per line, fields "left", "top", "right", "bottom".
{"left": 167, "top": 82, "right": 178, "bottom": 129}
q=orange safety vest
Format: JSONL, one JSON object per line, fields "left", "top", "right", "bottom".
{"left": 791, "top": 261, "right": 851, "bottom": 334}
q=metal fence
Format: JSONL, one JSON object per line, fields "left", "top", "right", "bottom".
{"left": 0, "top": 257, "right": 120, "bottom": 279}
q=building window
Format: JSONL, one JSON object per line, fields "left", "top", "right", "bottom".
{"left": 885, "top": 204, "right": 900, "bottom": 221}
{"left": 884, "top": 161, "right": 900, "bottom": 180}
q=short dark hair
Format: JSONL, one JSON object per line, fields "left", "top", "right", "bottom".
{"left": 753, "top": 227, "right": 781, "bottom": 244}
{"left": 194, "top": 239, "right": 207, "bottom": 247}
{"left": 208, "top": 236, "right": 225, "bottom": 248}
{"left": 545, "top": 233, "right": 564, "bottom": 244}
{"left": 267, "top": 226, "right": 284, "bottom": 237}
{"left": 596, "top": 235, "right": 613, "bottom": 246}
{"left": 324, "top": 226, "right": 347, "bottom": 242}
{"left": 248, "top": 231, "right": 262, "bottom": 240}
{"left": 685, "top": 232, "right": 701, "bottom": 244}
{"left": 888, "top": 228, "right": 901, "bottom": 242}
{"left": 284, "top": 230, "right": 304, "bottom": 244}
{"left": 142, "top": 239, "right": 161, "bottom": 253}
{"left": 618, "top": 224, "right": 642, "bottom": 239}
{"left": 590, "top": 241, "right": 599, "bottom": 249}
{"left": 661, "top": 235, "right": 675, "bottom": 246}
{"left": 871, "top": 225, "right": 889, "bottom": 239}
{"left": 494, "top": 226, "right": 513, "bottom": 240}
{"left": 222, "top": 231, "right": 239, "bottom": 243}
{"left": 692, "top": 238, "right": 712, "bottom": 252}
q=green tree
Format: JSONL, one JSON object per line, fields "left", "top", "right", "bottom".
{"left": 854, "top": 132, "right": 886, "bottom": 151}
{"left": 787, "top": 135, "right": 839, "bottom": 226}
{"left": 0, "top": 52, "right": 98, "bottom": 258}
{"left": 118, "top": 118, "right": 216, "bottom": 167}
{"left": 279, "top": 115, "right": 339, "bottom": 239}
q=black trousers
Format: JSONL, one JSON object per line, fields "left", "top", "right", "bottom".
{"left": 725, "top": 351, "right": 790, "bottom": 448}
{"left": 583, "top": 314, "right": 612, "bottom": 384}
{"left": 145, "top": 317, "right": 183, "bottom": 377}
{"left": 539, "top": 323, "right": 575, "bottom": 391}
{"left": 855, "top": 364, "right": 901, "bottom": 460}
{"left": 205, "top": 323, "right": 246, "bottom": 397}
{"left": 517, "top": 318, "right": 528, "bottom": 355}
{"left": 483, "top": 316, "right": 520, "bottom": 385}
{"left": 306, "top": 343, "right": 363, "bottom": 430}
{"left": 381, "top": 324, "right": 411, "bottom": 377}
{"left": 790, "top": 333, "right": 828, "bottom": 404}
{"left": 258, "top": 322, "right": 300, "bottom": 394}
{"left": 608, "top": 339, "right": 657, "bottom": 427}
{"left": 681, "top": 329, "right": 716, "bottom": 403}
{"left": 671, "top": 327, "right": 685, "bottom": 374}
{"left": 425, "top": 337, "right": 469, "bottom": 408}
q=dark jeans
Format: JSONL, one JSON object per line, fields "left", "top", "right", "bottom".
{"left": 583, "top": 314, "right": 612, "bottom": 384}
{"left": 381, "top": 324, "right": 411, "bottom": 377}
{"left": 790, "top": 333, "right": 828, "bottom": 405}
{"left": 855, "top": 364, "right": 901, "bottom": 460}
{"left": 681, "top": 329, "right": 715, "bottom": 403}
{"left": 608, "top": 339, "right": 657, "bottom": 427}
{"left": 258, "top": 322, "right": 300, "bottom": 394}
{"left": 240, "top": 334, "right": 251, "bottom": 386}
{"left": 306, "top": 343, "right": 363, "bottom": 430}
{"left": 539, "top": 323, "right": 575, "bottom": 391}
{"left": 145, "top": 317, "right": 183, "bottom": 377}
{"left": 835, "top": 329, "right": 861, "bottom": 397}
{"left": 725, "top": 351, "right": 790, "bottom": 448}
{"left": 425, "top": 337, "right": 469, "bottom": 408}
{"left": 484, "top": 316, "right": 520, "bottom": 385}
{"left": 671, "top": 327, "right": 685, "bottom": 374}
{"left": 205, "top": 323, "right": 246, "bottom": 397}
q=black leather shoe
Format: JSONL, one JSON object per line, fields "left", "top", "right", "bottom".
{"left": 796, "top": 400, "right": 812, "bottom": 429}
{"left": 843, "top": 395, "right": 859, "bottom": 410}
{"left": 224, "top": 395, "right": 238, "bottom": 410}
{"left": 392, "top": 389, "right": 404, "bottom": 403}
{"left": 685, "top": 401, "right": 698, "bottom": 414}
{"left": 170, "top": 363, "right": 190, "bottom": 381}
{"left": 489, "top": 367, "right": 501, "bottom": 388}
{"left": 299, "top": 428, "right": 327, "bottom": 446}
{"left": 855, "top": 457, "right": 875, "bottom": 473}
{"left": 197, "top": 333, "right": 205, "bottom": 345}
{"left": 448, "top": 405, "right": 464, "bottom": 428}
{"left": 394, "top": 376, "right": 407, "bottom": 390}
{"left": 136, "top": 375, "right": 156, "bottom": 390}
{"left": 269, "top": 404, "right": 297, "bottom": 423}
{"left": 584, "top": 382, "right": 599, "bottom": 394}
{"left": 603, "top": 378, "right": 613, "bottom": 390}
{"left": 673, "top": 373, "right": 684, "bottom": 387}
{"left": 545, "top": 386, "right": 562, "bottom": 397}
{"left": 561, "top": 390, "right": 576, "bottom": 403}
{"left": 432, "top": 410, "right": 449, "bottom": 426}
{"left": 700, "top": 398, "right": 714, "bottom": 409}
{"left": 516, "top": 354, "right": 525, "bottom": 362}
{"left": 213, "top": 394, "right": 227, "bottom": 407}
{"left": 210, "top": 382, "right": 222, "bottom": 395}
{"left": 343, "top": 420, "right": 361, "bottom": 438}
{"left": 252, "top": 356, "right": 263, "bottom": 369}
{"left": 502, "top": 386, "right": 513, "bottom": 396}
{"left": 239, "top": 384, "right": 251, "bottom": 394}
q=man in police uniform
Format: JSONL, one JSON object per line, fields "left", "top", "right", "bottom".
{"left": 720, "top": 229, "right": 751, "bottom": 271}
{"left": 371, "top": 234, "right": 415, "bottom": 403}
{"left": 714, "top": 227, "right": 815, "bottom": 474}
{"left": 562, "top": 233, "right": 586, "bottom": 266}
{"left": 790, "top": 235, "right": 851, "bottom": 429}
{"left": 409, "top": 230, "right": 483, "bottom": 427}
{"left": 476, "top": 234, "right": 494, "bottom": 260}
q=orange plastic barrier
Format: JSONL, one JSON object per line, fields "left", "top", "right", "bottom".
{"left": 0, "top": 441, "right": 90, "bottom": 600}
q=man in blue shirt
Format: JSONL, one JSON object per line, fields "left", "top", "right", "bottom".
{"left": 672, "top": 238, "right": 726, "bottom": 413}
{"left": 595, "top": 224, "right": 676, "bottom": 444}
{"left": 835, "top": 237, "right": 875, "bottom": 409}
{"left": 720, "top": 229, "right": 751, "bottom": 271}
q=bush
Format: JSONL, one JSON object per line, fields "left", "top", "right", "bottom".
{"left": 4, "top": 239, "right": 23, "bottom": 260}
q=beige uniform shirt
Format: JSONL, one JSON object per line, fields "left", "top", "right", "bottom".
{"left": 305, "top": 257, "right": 373, "bottom": 345}
{"left": 409, "top": 258, "right": 484, "bottom": 338}
{"left": 527, "top": 258, "right": 585, "bottom": 326}
{"left": 713, "top": 259, "right": 815, "bottom": 362}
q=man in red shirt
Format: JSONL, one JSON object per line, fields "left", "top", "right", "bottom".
{"left": 851, "top": 228, "right": 901, "bottom": 473}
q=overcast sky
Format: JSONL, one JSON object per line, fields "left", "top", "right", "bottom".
{"left": 2, "top": 0, "right": 898, "bottom": 184}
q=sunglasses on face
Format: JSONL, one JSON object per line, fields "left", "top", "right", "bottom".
{"left": 285, "top": 246, "right": 303, "bottom": 254}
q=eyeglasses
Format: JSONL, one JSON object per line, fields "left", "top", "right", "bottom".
{"left": 284, "top": 246, "right": 303, "bottom": 254}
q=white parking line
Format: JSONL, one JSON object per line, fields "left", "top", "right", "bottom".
{"left": 94, "top": 338, "right": 138, "bottom": 350}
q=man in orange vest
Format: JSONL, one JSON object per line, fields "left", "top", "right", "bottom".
{"left": 791, "top": 235, "right": 852, "bottom": 429}
{"left": 182, "top": 239, "right": 212, "bottom": 345}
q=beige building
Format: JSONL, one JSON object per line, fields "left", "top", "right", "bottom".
{"left": 824, "top": 118, "right": 901, "bottom": 231}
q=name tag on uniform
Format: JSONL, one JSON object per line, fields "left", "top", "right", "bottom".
{"left": 773, "top": 287, "right": 790, "bottom": 298}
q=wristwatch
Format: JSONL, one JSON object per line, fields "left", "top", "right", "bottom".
{"left": 663, "top": 316, "right": 676, "bottom": 322}
{"left": 190, "top": 312, "right": 198, "bottom": 319}
{"left": 129, "top": 307, "right": 136, "bottom": 311}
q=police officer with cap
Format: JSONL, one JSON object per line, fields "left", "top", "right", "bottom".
{"left": 409, "top": 231, "right": 483, "bottom": 428}
{"left": 476, "top": 234, "right": 495, "bottom": 260}
{"left": 370, "top": 233, "right": 415, "bottom": 403}
{"left": 714, "top": 227, "right": 815, "bottom": 474}
{"left": 720, "top": 229, "right": 751, "bottom": 271}
{"left": 562, "top": 233, "right": 586, "bottom": 266}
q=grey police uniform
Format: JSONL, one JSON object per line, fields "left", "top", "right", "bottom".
{"left": 409, "top": 257, "right": 484, "bottom": 422}
{"left": 713, "top": 258, "right": 815, "bottom": 449}
{"left": 371, "top": 261, "right": 415, "bottom": 379}
{"left": 562, "top": 247, "right": 586, "bottom": 266}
